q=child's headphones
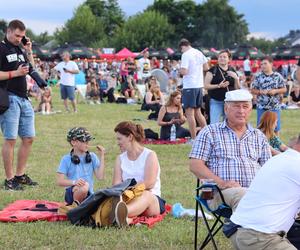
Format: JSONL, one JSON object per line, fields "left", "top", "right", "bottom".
{"left": 70, "top": 149, "right": 92, "bottom": 165}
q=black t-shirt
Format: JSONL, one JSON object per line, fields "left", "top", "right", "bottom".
{"left": 298, "top": 59, "right": 300, "bottom": 66}
{"left": 0, "top": 37, "right": 28, "bottom": 97}
{"left": 207, "top": 65, "right": 236, "bottom": 101}
{"left": 291, "top": 91, "right": 300, "bottom": 102}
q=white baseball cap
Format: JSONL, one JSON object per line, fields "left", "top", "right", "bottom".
{"left": 224, "top": 89, "right": 253, "bottom": 102}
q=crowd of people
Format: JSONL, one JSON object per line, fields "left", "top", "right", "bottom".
{"left": 1, "top": 20, "right": 300, "bottom": 250}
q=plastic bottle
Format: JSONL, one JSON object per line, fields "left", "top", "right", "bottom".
{"left": 170, "top": 124, "right": 176, "bottom": 141}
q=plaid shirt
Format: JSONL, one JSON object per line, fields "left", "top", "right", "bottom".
{"left": 189, "top": 120, "right": 271, "bottom": 187}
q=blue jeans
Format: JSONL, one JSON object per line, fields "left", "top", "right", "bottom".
{"left": 257, "top": 108, "right": 281, "bottom": 132}
{"left": 209, "top": 98, "right": 225, "bottom": 124}
{"left": 0, "top": 94, "right": 35, "bottom": 139}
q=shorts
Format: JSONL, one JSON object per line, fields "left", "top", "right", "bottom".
{"left": 60, "top": 85, "right": 75, "bottom": 101}
{"left": 182, "top": 88, "right": 203, "bottom": 109}
{"left": 64, "top": 186, "right": 90, "bottom": 205}
{"left": 0, "top": 94, "right": 35, "bottom": 139}
{"left": 156, "top": 196, "right": 166, "bottom": 214}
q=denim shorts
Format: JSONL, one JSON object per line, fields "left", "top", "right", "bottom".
{"left": 0, "top": 94, "right": 35, "bottom": 139}
{"left": 182, "top": 88, "right": 203, "bottom": 109}
{"left": 60, "top": 85, "right": 75, "bottom": 101}
{"left": 156, "top": 196, "right": 166, "bottom": 214}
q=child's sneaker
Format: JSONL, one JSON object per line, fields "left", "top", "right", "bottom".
{"left": 115, "top": 200, "right": 128, "bottom": 227}
{"left": 4, "top": 178, "right": 23, "bottom": 191}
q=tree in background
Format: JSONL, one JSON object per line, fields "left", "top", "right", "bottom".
{"left": 195, "top": 0, "right": 249, "bottom": 48}
{"left": 147, "top": 0, "right": 198, "bottom": 45}
{"left": 85, "top": 0, "right": 125, "bottom": 36}
{"left": 0, "top": 19, "right": 7, "bottom": 41}
{"left": 112, "top": 10, "right": 174, "bottom": 51}
{"left": 54, "top": 4, "right": 105, "bottom": 46}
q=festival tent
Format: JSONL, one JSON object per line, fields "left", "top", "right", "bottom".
{"left": 115, "top": 48, "right": 136, "bottom": 60}
{"left": 50, "top": 43, "right": 97, "bottom": 60}
{"left": 232, "top": 45, "right": 265, "bottom": 60}
{"left": 273, "top": 45, "right": 300, "bottom": 60}
{"left": 32, "top": 43, "right": 51, "bottom": 61}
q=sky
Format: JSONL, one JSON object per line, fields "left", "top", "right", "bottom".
{"left": 0, "top": 0, "right": 299, "bottom": 40}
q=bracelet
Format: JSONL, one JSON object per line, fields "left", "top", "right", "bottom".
{"left": 8, "top": 71, "right": 12, "bottom": 80}
{"left": 72, "top": 180, "right": 76, "bottom": 185}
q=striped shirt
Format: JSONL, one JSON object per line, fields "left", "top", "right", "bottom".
{"left": 189, "top": 120, "right": 271, "bottom": 187}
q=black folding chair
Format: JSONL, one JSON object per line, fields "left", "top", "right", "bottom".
{"left": 194, "top": 179, "right": 232, "bottom": 250}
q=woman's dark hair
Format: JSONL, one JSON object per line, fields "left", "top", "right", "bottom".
{"left": 218, "top": 49, "right": 232, "bottom": 59}
{"left": 114, "top": 121, "right": 145, "bottom": 143}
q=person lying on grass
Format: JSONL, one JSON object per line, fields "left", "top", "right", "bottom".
{"left": 113, "top": 121, "right": 166, "bottom": 224}
{"left": 57, "top": 127, "right": 105, "bottom": 205}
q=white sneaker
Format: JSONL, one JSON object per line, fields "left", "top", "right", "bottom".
{"left": 96, "top": 101, "right": 101, "bottom": 104}
{"left": 115, "top": 201, "right": 128, "bottom": 227}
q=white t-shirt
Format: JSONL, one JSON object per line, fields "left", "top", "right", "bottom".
{"left": 243, "top": 59, "right": 251, "bottom": 72}
{"left": 119, "top": 147, "right": 161, "bottom": 197}
{"left": 54, "top": 61, "right": 79, "bottom": 86}
{"left": 180, "top": 47, "right": 208, "bottom": 89}
{"left": 138, "top": 58, "right": 151, "bottom": 79}
{"left": 231, "top": 149, "right": 300, "bottom": 233}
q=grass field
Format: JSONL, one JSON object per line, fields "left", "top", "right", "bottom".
{"left": 0, "top": 87, "right": 299, "bottom": 250}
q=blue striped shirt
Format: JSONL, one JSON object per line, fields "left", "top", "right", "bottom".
{"left": 189, "top": 120, "right": 271, "bottom": 187}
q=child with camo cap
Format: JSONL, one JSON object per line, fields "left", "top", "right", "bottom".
{"left": 57, "top": 127, "right": 105, "bottom": 205}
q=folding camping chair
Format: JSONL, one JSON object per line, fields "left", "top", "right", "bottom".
{"left": 194, "top": 179, "right": 232, "bottom": 250}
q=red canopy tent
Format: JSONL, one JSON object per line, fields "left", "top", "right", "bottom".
{"left": 115, "top": 48, "right": 136, "bottom": 60}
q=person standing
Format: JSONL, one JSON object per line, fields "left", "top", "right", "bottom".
{"left": 179, "top": 38, "right": 208, "bottom": 140}
{"left": 251, "top": 56, "right": 286, "bottom": 133}
{"left": 0, "top": 20, "right": 38, "bottom": 190}
{"left": 204, "top": 50, "right": 240, "bottom": 124}
{"left": 54, "top": 51, "right": 79, "bottom": 112}
{"left": 137, "top": 50, "right": 151, "bottom": 84}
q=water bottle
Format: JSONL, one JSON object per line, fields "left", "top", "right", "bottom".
{"left": 170, "top": 124, "right": 176, "bottom": 141}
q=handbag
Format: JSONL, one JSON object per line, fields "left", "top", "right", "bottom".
{"left": 0, "top": 86, "right": 9, "bottom": 114}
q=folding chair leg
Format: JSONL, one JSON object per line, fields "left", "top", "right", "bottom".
{"left": 201, "top": 220, "right": 224, "bottom": 249}
{"left": 194, "top": 179, "right": 200, "bottom": 250}
{"left": 199, "top": 202, "right": 218, "bottom": 250}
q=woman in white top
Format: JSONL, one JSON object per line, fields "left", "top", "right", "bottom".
{"left": 113, "top": 121, "right": 165, "bottom": 219}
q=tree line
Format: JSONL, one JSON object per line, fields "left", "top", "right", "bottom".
{"left": 0, "top": 0, "right": 296, "bottom": 53}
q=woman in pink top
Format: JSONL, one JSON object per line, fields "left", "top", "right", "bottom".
{"left": 113, "top": 121, "right": 165, "bottom": 221}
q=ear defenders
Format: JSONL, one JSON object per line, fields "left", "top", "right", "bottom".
{"left": 70, "top": 149, "right": 92, "bottom": 164}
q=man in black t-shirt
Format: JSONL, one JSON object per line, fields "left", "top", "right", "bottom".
{"left": 296, "top": 59, "right": 300, "bottom": 82}
{"left": 0, "top": 20, "right": 38, "bottom": 190}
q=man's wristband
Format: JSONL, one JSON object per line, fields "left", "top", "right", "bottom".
{"left": 8, "top": 71, "right": 12, "bottom": 80}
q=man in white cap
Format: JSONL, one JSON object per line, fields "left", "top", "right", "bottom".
{"left": 189, "top": 89, "right": 271, "bottom": 210}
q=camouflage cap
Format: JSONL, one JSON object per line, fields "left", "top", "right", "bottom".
{"left": 67, "top": 127, "right": 94, "bottom": 142}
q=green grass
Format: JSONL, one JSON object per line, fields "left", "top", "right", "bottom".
{"left": 0, "top": 87, "right": 299, "bottom": 250}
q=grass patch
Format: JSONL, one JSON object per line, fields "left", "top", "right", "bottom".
{"left": 0, "top": 87, "right": 299, "bottom": 249}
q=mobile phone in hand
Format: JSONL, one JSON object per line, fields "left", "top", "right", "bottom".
{"left": 21, "top": 36, "right": 28, "bottom": 46}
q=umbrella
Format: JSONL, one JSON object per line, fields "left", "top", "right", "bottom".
{"left": 150, "top": 69, "right": 169, "bottom": 93}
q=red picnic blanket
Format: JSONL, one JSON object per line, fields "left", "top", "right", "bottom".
{"left": 0, "top": 200, "right": 67, "bottom": 222}
{"left": 143, "top": 138, "right": 188, "bottom": 145}
{"left": 130, "top": 204, "right": 171, "bottom": 228}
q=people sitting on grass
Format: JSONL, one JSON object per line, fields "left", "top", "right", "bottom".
{"left": 86, "top": 76, "right": 100, "bottom": 104}
{"left": 141, "top": 76, "right": 164, "bottom": 120}
{"left": 57, "top": 127, "right": 105, "bottom": 205}
{"left": 189, "top": 89, "right": 271, "bottom": 211}
{"left": 99, "top": 73, "right": 116, "bottom": 103}
{"left": 288, "top": 82, "right": 300, "bottom": 107}
{"left": 257, "top": 111, "right": 288, "bottom": 156}
{"left": 157, "top": 90, "right": 190, "bottom": 140}
{"left": 113, "top": 121, "right": 165, "bottom": 224}
{"left": 230, "top": 134, "right": 300, "bottom": 250}
{"left": 40, "top": 87, "right": 52, "bottom": 115}
{"left": 121, "top": 75, "right": 136, "bottom": 100}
